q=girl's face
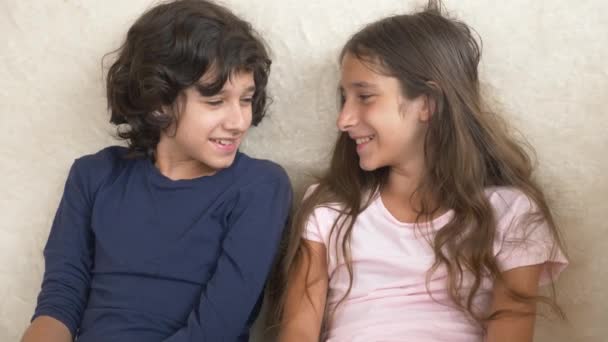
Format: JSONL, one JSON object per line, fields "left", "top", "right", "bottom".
{"left": 159, "top": 70, "right": 255, "bottom": 175}
{"left": 337, "top": 53, "right": 431, "bottom": 172}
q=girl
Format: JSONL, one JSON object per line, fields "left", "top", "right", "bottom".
{"left": 22, "top": 1, "right": 292, "bottom": 341}
{"left": 268, "top": 1, "right": 567, "bottom": 341}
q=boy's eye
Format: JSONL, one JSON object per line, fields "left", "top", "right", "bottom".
{"left": 206, "top": 100, "right": 223, "bottom": 106}
{"left": 359, "top": 94, "right": 374, "bottom": 101}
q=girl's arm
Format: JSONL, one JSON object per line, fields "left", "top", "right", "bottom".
{"left": 278, "top": 240, "right": 328, "bottom": 342}
{"left": 487, "top": 190, "right": 568, "bottom": 342}
{"left": 485, "top": 264, "right": 543, "bottom": 342}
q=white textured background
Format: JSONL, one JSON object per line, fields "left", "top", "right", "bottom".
{"left": 1, "top": 0, "right": 607, "bottom": 341}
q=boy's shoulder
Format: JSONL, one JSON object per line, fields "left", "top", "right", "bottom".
{"left": 232, "top": 152, "right": 291, "bottom": 187}
{"left": 70, "top": 145, "right": 131, "bottom": 189}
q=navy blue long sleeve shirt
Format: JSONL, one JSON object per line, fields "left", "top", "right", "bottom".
{"left": 32, "top": 146, "right": 292, "bottom": 341}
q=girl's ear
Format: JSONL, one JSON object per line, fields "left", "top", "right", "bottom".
{"left": 419, "top": 81, "right": 441, "bottom": 122}
{"left": 419, "top": 94, "right": 436, "bottom": 122}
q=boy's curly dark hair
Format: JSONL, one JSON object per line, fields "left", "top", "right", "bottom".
{"left": 105, "top": 0, "right": 271, "bottom": 157}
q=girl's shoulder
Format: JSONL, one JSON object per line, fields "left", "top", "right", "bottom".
{"left": 484, "top": 186, "right": 552, "bottom": 244}
{"left": 484, "top": 186, "right": 538, "bottom": 223}
{"left": 300, "top": 183, "right": 362, "bottom": 230}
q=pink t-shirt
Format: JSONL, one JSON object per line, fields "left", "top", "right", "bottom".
{"left": 303, "top": 186, "right": 568, "bottom": 342}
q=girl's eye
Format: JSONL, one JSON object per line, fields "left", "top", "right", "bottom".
{"left": 240, "top": 97, "right": 254, "bottom": 104}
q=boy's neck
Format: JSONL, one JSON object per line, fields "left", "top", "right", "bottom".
{"left": 154, "top": 138, "right": 217, "bottom": 181}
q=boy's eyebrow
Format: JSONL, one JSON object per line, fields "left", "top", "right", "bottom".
{"left": 243, "top": 85, "right": 256, "bottom": 93}
{"left": 194, "top": 82, "right": 219, "bottom": 96}
{"left": 194, "top": 84, "right": 256, "bottom": 96}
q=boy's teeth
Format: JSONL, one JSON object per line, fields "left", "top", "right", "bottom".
{"left": 212, "top": 139, "right": 232, "bottom": 145}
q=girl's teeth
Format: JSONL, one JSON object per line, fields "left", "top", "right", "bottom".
{"left": 356, "top": 136, "right": 374, "bottom": 144}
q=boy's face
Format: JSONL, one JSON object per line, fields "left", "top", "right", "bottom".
{"left": 158, "top": 70, "right": 255, "bottom": 176}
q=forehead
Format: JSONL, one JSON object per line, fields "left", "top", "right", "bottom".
{"left": 339, "top": 53, "right": 394, "bottom": 90}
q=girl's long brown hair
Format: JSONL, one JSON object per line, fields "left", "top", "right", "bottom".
{"left": 266, "top": 0, "right": 566, "bottom": 335}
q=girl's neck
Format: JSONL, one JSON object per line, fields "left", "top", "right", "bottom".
{"left": 381, "top": 160, "right": 443, "bottom": 223}
{"left": 381, "top": 166, "right": 424, "bottom": 223}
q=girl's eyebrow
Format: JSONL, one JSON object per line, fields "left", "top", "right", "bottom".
{"left": 340, "top": 81, "right": 379, "bottom": 91}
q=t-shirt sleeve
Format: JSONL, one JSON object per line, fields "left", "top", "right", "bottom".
{"left": 494, "top": 191, "right": 568, "bottom": 286}
{"left": 302, "top": 209, "right": 325, "bottom": 244}
{"left": 32, "top": 159, "right": 95, "bottom": 337}
{"left": 300, "top": 185, "right": 325, "bottom": 244}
